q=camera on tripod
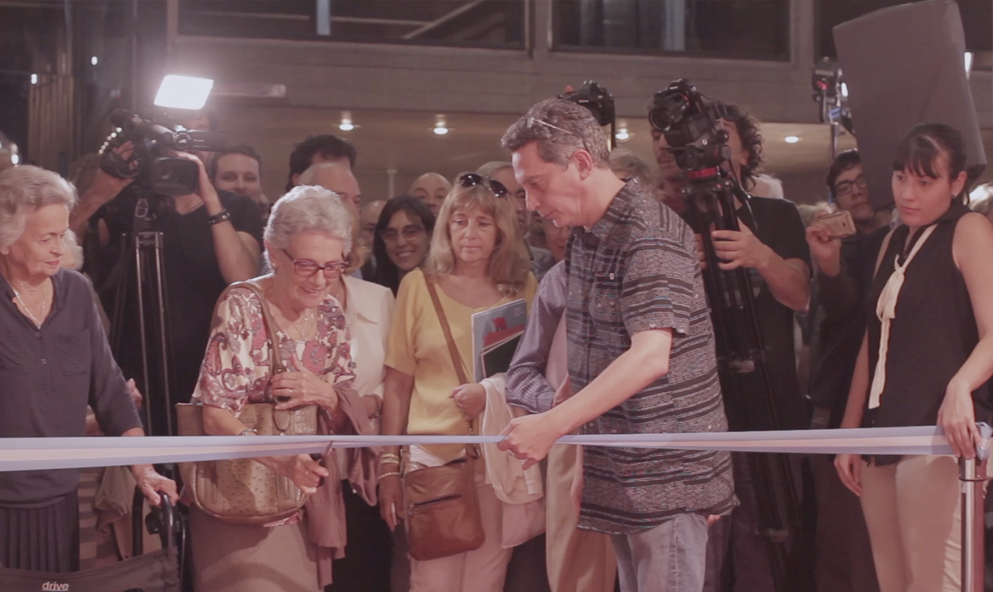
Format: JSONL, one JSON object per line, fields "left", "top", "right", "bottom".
{"left": 649, "top": 79, "right": 732, "bottom": 172}
{"left": 99, "top": 110, "right": 226, "bottom": 197}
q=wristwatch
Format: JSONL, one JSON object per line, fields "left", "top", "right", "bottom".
{"left": 207, "top": 209, "right": 232, "bottom": 225}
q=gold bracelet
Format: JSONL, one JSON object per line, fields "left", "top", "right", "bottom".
{"left": 380, "top": 453, "right": 401, "bottom": 463}
{"left": 378, "top": 471, "right": 401, "bottom": 480}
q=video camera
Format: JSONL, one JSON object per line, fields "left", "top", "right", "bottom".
{"left": 99, "top": 110, "right": 226, "bottom": 196}
{"left": 648, "top": 79, "right": 731, "bottom": 173}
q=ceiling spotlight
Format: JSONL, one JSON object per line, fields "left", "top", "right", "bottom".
{"left": 615, "top": 120, "right": 631, "bottom": 142}
{"left": 339, "top": 111, "right": 354, "bottom": 132}
{"left": 90, "top": 56, "right": 99, "bottom": 66}
{"left": 30, "top": 73, "right": 38, "bottom": 85}
{"left": 784, "top": 136, "right": 800, "bottom": 144}
{"left": 434, "top": 115, "right": 449, "bottom": 136}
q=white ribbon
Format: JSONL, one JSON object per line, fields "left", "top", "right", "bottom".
{"left": 868, "top": 225, "right": 937, "bottom": 409}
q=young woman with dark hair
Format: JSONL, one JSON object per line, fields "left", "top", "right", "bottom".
{"left": 372, "top": 195, "right": 436, "bottom": 294}
{"left": 834, "top": 123, "right": 993, "bottom": 592}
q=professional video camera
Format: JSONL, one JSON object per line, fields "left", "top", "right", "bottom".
{"left": 559, "top": 80, "right": 618, "bottom": 149}
{"left": 649, "top": 79, "right": 731, "bottom": 172}
{"left": 99, "top": 110, "right": 226, "bottom": 196}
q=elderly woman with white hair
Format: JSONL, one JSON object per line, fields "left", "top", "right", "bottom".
{"left": 189, "top": 185, "right": 381, "bottom": 592}
{"left": 0, "top": 165, "right": 177, "bottom": 572}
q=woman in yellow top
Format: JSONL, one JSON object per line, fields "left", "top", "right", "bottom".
{"left": 379, "top": 173, "right": 538, "bottom": 592}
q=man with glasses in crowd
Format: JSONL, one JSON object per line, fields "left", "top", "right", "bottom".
{"left": 804, "top": 148, "right": 890, "bottom": 592}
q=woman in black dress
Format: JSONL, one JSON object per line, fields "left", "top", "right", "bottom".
{"left": 834, "top": 124, "right": 993, "bottom": 592}
{"left": 0, "top": 165, "right": 177, "bottom": 572}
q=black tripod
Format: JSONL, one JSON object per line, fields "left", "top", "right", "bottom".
{"left": 681, "top": 166, "right": 812, "bottom": 592}
{"left": 106, "top": 191, "right": 176, "bottom": 438}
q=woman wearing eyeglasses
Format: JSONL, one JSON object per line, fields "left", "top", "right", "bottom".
{"left": 379, "top": 173, "right": 539, "bottom": 592}
{"left": 189, "top": 186, "right": 381, "bottom": 592}
{"left": 372, "top": 195, "right": 436, "bottom": 295}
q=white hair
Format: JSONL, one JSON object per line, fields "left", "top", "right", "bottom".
{"left": 62, "top": 229, "right": 84, "bottom": 270}
{"left": 0, "top": 165, "right": 77, "bottom": 249}
{"left": 264, "top": 185, "right": 353, "bottom": 263}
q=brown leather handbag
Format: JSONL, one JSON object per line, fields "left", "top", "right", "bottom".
{"left": 176, "top": 281, "right": 319, "bottom": 526}
{"left": 403, "top": 281, "right": 485, "bottom": 561}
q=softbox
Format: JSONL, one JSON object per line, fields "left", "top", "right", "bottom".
{"left": 834, "top": 0, "right": 986, "bottom": 210}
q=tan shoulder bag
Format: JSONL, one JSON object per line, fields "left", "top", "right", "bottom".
{"left": 176, "top": 280, "right": 319, "bottom": 525}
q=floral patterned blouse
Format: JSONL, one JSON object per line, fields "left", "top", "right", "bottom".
{"left": 192, "top": 285, "right": 356, "bottom": 415}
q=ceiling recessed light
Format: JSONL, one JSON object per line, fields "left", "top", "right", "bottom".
{"left": 30, "top": 73, "right": 38, "bottom": 85}
{"left": 615, "top": 120, "right": 630, "bottom": 142}
{"left": 90, "top": 56, "right": 99, "bottom": 66}
{"left": 434, "top": 114, "right": 449, "bottom": 136}
{"left": 11, "top": 154, "right": 19, "bottom": 165}
{"left": 339, "top": 111, "right": 355, "bottom": 132}
{"left": 784, "top": 136, "right": 800, "bottom": 144}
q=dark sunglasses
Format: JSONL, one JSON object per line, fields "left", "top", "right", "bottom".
{"left": 457, "top": 173, "right": 508, "bottom": 198}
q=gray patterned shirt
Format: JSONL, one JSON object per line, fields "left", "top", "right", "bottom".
{"left": 566, "top": 179, "right": 736, "bottom": 534}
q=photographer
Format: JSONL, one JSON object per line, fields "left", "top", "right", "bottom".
{"left": 73, "top": 147, "right": 263, "bottom": 412}
{"left": 650, "top": 99, "right": 811, "bottom": 592}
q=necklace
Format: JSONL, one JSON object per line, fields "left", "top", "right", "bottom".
{"left": 281, "top": 308, "right": 316, "bottom": 342}
{"left": 11, "top": 284, "right": 48, "bottom": 328}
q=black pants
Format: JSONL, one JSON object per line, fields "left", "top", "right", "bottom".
{"left": 326, "top": 483, "right": 393, "bottom": 592}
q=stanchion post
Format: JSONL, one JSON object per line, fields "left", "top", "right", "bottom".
{"left": 960, "top": 456, "right": 986, "bottom": 592}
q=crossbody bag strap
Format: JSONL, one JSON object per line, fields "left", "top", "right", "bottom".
{"left": 233, "top": 280, "right": 288, "bottom": 376}
{"left": 425, "top": 280, "right": 469, "bottom": 386}
{"left": 424, "top": 279, "right": 477, "bottom": 447}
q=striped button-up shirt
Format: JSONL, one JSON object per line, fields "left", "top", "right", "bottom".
{"left": 565, "top": 179, "right": 736, "bottom": 534}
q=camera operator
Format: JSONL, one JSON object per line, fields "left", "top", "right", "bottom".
{"left": 72, "top": 147, "right": 263, "bottom": 413}
{"left": 651, "top": 101, "right": 812, "bottom": 592}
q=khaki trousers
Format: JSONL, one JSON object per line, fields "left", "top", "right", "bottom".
{"left": 859, "top": 455, "right": 962, "bottom": 592}
{"left": 545, "top": 444, "right": 617, "bottom": 592}
{"left": 408, "top": 472, "right": 512, "bottom": 592}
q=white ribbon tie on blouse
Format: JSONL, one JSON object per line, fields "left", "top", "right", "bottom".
{"left": 868, "top": 224, "right": 937, "bottom": 409}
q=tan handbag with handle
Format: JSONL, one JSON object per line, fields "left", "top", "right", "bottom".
{"left": 176, "top": 280, "right": 319, "bottom": 526}
{"left": 403, "top": 280, "right": 485, "bottom": 561}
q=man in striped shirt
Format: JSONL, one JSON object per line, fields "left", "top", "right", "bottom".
{"left": 499, "top": 98, "right": 735, "bottom": 592}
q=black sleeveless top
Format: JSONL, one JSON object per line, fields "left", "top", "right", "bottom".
{"left": 864, "top": 203, "right": 991, "bottom": 463}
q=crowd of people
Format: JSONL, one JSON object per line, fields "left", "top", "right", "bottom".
{"left": 0, "top": 81, "right": 991, "bottom": 592}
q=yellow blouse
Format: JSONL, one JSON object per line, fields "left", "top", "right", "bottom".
{"left": 385, "top": 268, "right": 537, "bottom": 457}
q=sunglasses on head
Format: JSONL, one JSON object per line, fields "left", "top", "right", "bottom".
{"left": 457, "top": 173, "right": 508, "bottom": 198}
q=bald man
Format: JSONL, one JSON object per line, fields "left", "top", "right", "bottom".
{"left": 409, "top": 172, "right": 451, "bottom": 216}
{"left": 298, "top": 162, "right": 362, "bottom": 215}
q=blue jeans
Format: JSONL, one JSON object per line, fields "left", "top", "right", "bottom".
{"left": 611, "top": 513, "right": 709, "bottom": 592}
